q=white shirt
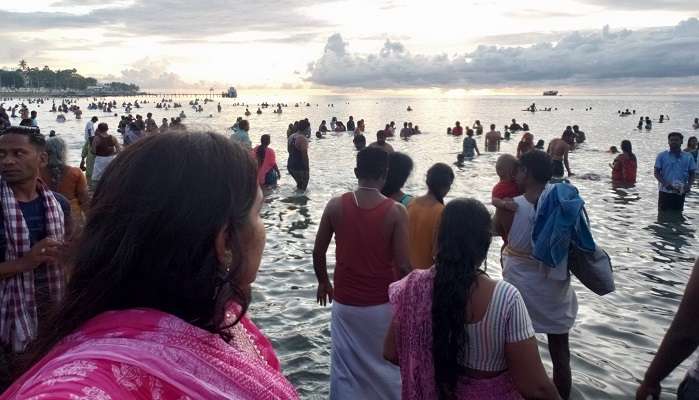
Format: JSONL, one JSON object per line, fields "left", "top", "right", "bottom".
{"left": 85, "top": 121, "right": 95, "bottom": 142}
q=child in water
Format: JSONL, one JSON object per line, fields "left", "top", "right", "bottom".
{"left": 491, "top": 154, "right": 522, "bottom": 246}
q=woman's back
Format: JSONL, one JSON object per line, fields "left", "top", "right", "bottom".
{"left": 388, "top": 269, "right": 534, "bottom": 399}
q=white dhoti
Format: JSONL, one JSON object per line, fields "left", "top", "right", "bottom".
{"left": 92, "top": 155, "right": 116, "bottom": 183}
{"left": 330, "top": 301, "right": 401, "bottom": 400}
{"left": 502, "top": 252, "right": 578, "bottom": 334}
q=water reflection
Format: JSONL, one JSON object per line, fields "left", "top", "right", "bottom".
{"left": 645, "top": 214, "right": 696, "bottom": 263}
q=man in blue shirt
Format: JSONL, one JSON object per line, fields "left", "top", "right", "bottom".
{"left": 654, "top": 132, "right": 696, "bottom": 212}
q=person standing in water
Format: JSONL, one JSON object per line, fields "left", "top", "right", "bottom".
{"left": 547, "top": 135, "right": 573, "bottom": 178}
{"left": 611, "top": 140, "right": 637, "bottom": 186}
{"left": 370, "top": 130, "right": 394, "bottom": 153}
{"left": 502, "top": 150, "right": 577, "bottom": 399}
{"left": 462, "top": 128, "right": 480, "bottom": 159}
{"left": 485, "top": 124, "right": 502, "bottom": 152}
{"left": 254, "top": 134, "right": 281, "bottom": 187}
{"left": 312, "top": 147, "right": 410, "bottom": 400}
{"left": 288, "top": 120, "right": 310, "bottom": 191}
{"left": 80, "top": 116, "right": 98, "bottom": 180}
{"left": 654, "top": 132, "right": 696, "bottom": 213}
{"left": 407, "top": 163, "right": 455, "bottom": 269}
{"left": 685, "top": 136, "right": 698, "bottom": 164}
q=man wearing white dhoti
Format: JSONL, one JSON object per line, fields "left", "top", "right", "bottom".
{"left": 502, "top": 150, "right": 578, "bottom": 400}
{"left": 312, "top": 147, "right": 411, "bottom": 400}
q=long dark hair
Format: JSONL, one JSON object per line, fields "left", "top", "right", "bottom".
{"left": 432, "top": 198, "right": 492, "bottom": 399}
{"left": 621, "top": 140, "right": 636, "bottom": 162}
{"left": 256, "top": 134, "right": 270, "bottom": 166}
{"left": 21, "top": 131, "right": 259, "bottom": 374}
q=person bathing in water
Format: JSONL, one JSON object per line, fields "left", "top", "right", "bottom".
{"left": 547, "top": 134, "right": 573, "bottom": 178}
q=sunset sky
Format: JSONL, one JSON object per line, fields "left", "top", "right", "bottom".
{"left": 1, "top": 0, "right": 698, "bottom": 93}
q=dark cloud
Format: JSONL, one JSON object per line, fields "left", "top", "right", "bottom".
{"left": 307, "top": 18, "right": 699, "bottom": 88}
{"left": 2, "top": 0, "right": 330, "bottom": 37}
{"left": 577, "top": 0, "right": 699, "bottom": 11}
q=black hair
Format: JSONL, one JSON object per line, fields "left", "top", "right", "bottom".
{"left": 239, "top": 120, "right": 250, "bottom": 131}
{"left": 356, "top": 146, "right": 388, "bottom": 180}
{"left": 1, "top": 126, "right": 45, "bottom": 150}
{"left": 620, "top": 140, "right": 636, "bottom": 161}
{"left": 22, "top": 131, "right": 258, "bottom": 375}
{"left": 518, "top": 150, "right": 552, "bottom": 184}
{"left": 668, "top": 131, "right": 683, "bottom": 140}
{"left": 381, "top": 152, "right": 413, "bottom": 197}
{"left": 297, "top": 119, "right": 309, "bottom": 132}
{"left": 256, "top": 134, "right": 271, "bottom": 165}
{"left": 426, "top": 163, "right": 454, "bottom": 203}
{"left": 432, "top": 198, "right": 491, "bottom": 399}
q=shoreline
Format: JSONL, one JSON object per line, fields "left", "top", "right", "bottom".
{"left": 0, "top": 90, "right": 146, "bottom": 98}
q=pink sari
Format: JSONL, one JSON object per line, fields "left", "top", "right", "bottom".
{"left": 388, "top": 269, "right": 523, "bottom": 400}
{"left": 1, "top": 308, "right": 298, "bottom": 399}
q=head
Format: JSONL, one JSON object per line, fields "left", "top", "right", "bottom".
{"left": 668, "top": 132, "right": 683, "bottom": 151}
{"left": 455, "top": 121, "right": 461, "bottom": 127}
{"left": 687, "top": 136, "right": 698, "bottom": 149}
{"left": 381, "top": 152, "right": 413, "bottom": 197}
{"left": 573, "top": 125, "right": 579, "bottom": 132}
{"left": 495, "top": 154, "right": 518, "bottom": 181}
{"left": 147, "top": 113, "right": 152, "bottom": 118}
{"left": 536, "top": 139, "right": 545, "bottom": 148}
{"left": 376, "top": 130, "right": 386, "bottom": 143}
{"left": 96, "top": 123, "right": 108, "bottom": 134}
{"left": 490, "top": 124, "right": 495, "bottom": 130}
{"left": 26, "top": 131, "right": 263, "bottom": 370}
{"left": 354, "top": 146, "right": 388, "bottom": 186}
{"left": 620, "top": 140, "right": 632, "bottom": 154}
{"left": 0, "top": 126, "right": 47, "bottom": 184}
{"left": 404, "top": 122, "right": 408, "bottom": 128}
{"left": 609, "top": 146, "right": 619, "bottom": 154}
{"left": 91, "top": 116, "right": 98, "bottom": 123}
{"left": 239, "top": 120, "right": 250, "bottom": 132}
{"left": 466, "top": 128, "right": 473, "bottom": 137}
{"left": 511, "top": 119, "right": 516, "bottom": 124}
{"left": 297, "top": 119, "right": 309, "bottom": 133}
{"left": 522, "top": 132, "right": 534, "bottom": 144}
{"left": 475, "top": 120, "right": 480, "bottom": 125}
{"left": 30, "top": 111, "right": 37, "bottom": 119}
{"left": 349, "top": 116, "right": 354, "bottom": 121}
{"left": 432, "top": 198, "right": 492, "bottom": 399}
{"left": 426, "top": 163, "right": 454, "bottom": 203}
{"left": 447, "top": 127, "right": 452, "bottom": 134}
{"left": 516, "top": 150, "right": 552, "bottom": 189}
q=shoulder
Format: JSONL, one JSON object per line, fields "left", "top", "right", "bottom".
{"left": 389, "top": 268, "right": 434, "bottom": 304}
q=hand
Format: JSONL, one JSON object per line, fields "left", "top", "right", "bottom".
{"left": 635, "top": 381, "right": 660, "bottom": 400}
{"left": 503, "top": 200, "right": 518, "bottom": 212}
{"left": 316, "top": 281, "right": 334, "bottom": 307}
{"left": 79, "top": 159, "right": 86, "bottom": 171}
{"left": 22, "top": 238, "right": 63, "bottom": 271}
{"left": 568, "top": 172, "right": 575, "bottom": 177}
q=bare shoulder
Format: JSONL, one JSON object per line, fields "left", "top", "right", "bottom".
{"left": 388, "top": 201, "right": 408, "bottom": 221}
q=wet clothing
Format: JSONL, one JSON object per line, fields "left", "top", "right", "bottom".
{"left": 463, "top": 137, "right": 477, "bottom": 158}
{"left": 407, "top": 198, "right": 444, "bottom": 269}
{"left": 612, "top": 153, "right": 637, "bottom": 184}
{"left": 552, "top": 159, "right": 565, "bottom": 177}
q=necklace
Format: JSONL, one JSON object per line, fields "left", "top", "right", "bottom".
{"left": 353, "top": 186, "right": 381, "bottom": 207}
{"left": 357, "top": 186, "right": 380, "bottom": 191}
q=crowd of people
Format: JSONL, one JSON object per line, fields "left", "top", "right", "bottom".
{"left": 0, "top": 98, "right": 696, "bottom": 400}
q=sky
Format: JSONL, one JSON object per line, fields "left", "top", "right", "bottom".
{"left": 1, "top": 0, "right": 698, "bottom": 94}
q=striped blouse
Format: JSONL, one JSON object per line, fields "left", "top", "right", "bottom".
{"left": 466, "top": 280, "right": 535, "bottom": 371}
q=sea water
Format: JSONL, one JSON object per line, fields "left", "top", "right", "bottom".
{"left": 11, "top": 93, "right": 699, "bottom": 399}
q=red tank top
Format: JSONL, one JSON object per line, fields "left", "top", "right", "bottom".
{"left": 334, "top": 192, "right": 397, "bottom": 306}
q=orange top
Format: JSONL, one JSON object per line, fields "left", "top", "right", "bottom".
{"left": 407, "top": 198, "right": 444, "bottom": 269}
{"left": 41, "top": 166, "right": 88, "bottom": 217}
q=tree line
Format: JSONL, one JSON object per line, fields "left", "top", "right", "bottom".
{"left": 0, "top": 60, "right": 139, "bottom": 92}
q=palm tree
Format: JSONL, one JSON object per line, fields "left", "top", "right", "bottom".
{"left": 18, "top": 59, "right": 27, "bottom": 71}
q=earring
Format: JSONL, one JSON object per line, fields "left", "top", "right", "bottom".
{"left": 222, "top": 250, "right": 233, "bottom": 273}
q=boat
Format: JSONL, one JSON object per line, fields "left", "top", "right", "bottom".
{"left": 222, "top": 87, "right": 238, "bottom": 98}
{"left": 543, "top": 90, "right": 558, "bottom": 96}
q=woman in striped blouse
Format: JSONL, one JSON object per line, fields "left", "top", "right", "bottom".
{"left": 384, "top": 198, "right": 561, "bottom": 400}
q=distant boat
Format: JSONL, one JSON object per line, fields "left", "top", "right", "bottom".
{"left": 223, "top": 87, "right": 238, "bottom": 98}
{"left": 543, "top": 90, "right": 559, "bottom": 96}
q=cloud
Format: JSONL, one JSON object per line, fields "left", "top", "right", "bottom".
{"left": 577, "top": 0, "right": 699, "bottom": 11}
{"left": 102, "top": 58, "right": 221, "bottom": 89}
{"left": 307, "top": 18, "right": 699, "bottom": 89}
{"left": 1, "top": 0, "right": 329, "bottom": 37}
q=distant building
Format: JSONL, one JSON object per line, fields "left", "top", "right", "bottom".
{"left": 224, "top": 87, "right": 237, "bottom": 98}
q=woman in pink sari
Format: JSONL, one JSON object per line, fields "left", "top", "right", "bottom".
{"left": 383, "top": 199, "right": 560, "bottom": 400}
{"left": 2, "top": 132, "right": 298, "bottom": 399}
{"left": 253, "top": 134, "right": 281, "bottom": 187}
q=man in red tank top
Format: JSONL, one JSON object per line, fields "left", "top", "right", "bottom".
{"left": 313, "top": 147, "right": 411, "bottom": 400}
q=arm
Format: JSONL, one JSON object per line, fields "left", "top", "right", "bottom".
{"left": 0, "top": 238, "right": 61, "bottom": 279}
{"left": 564, "top": 150, "right": 572, "bottom": 175}
{"left": 383, "top": 317, "right": 399, "bottom": 365}
{"left": 76, "top": 171, "right": 90, "bottom": 214}
{"left": 506, "top": 338, "right": 562, "bottom": 400}
{"left": 637, "top": 259, "right": 699, "bottom": 399}
{"left": 312, "top": 199, "right": 337, "bottom": 306}
{"left": 654, "top": 168, "right": 667, "bottom": 188}
{"left": 391, "top": 204, "right": 412, "bottom": 277}
{"left": 299, "top": 137, "right": 310, "bottom": 169}
{"left": 687, "top": 171, "right": 695, "bottom": 193}
{"left": 475, "top": 141, "right": 481, "bottom": 156}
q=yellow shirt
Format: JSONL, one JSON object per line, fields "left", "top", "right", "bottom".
{"left": 407, "top": 198, "right": 444, "bottom": 269}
